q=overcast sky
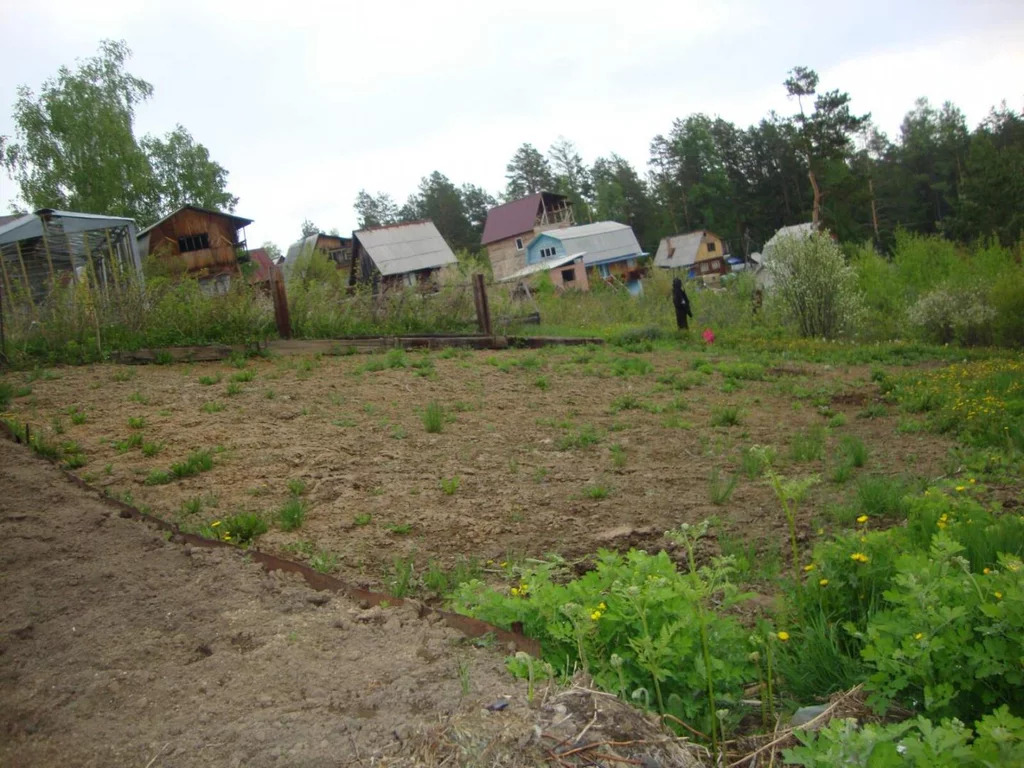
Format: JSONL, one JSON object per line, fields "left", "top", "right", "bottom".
{"left": 1, "top": 0, "right": 1022, "bottom": 249}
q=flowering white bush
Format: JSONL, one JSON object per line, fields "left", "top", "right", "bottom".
{"left": 766, "top": 231, "right": 863, "bottom": 339}
{"left": 907, "top": 284, "right": 996, "bottom": 345}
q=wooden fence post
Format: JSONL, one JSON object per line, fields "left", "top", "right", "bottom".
{"left": 270, "top": 265, "right": 292, "bottom": 340}
{"left": 472, "top": 273, "right": 492, "bottom": 337}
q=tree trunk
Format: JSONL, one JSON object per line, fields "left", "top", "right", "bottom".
{"left": 808, "top": 169, "right": 822, "bottom": 227}
{"left": 869, "top": 177, "right": 880, "bottom": 242}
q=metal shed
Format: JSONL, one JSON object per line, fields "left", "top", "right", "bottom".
{"left": 0, "top": 209, "right": 141, "bottom": 301}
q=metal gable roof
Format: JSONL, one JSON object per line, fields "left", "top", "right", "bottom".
{"left": 529, "top": 221, "right": 642, "bottom": 267}
{"left": 654, "top": 231, "right": 703, "bottom": 268}
{"left": 0, "top": 209, "right": 139, "bottom": 245}
{"left": 355, "top": 220, "right": 457, "bottom": 276}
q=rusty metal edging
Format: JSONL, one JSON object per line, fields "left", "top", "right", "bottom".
{"left": 0, "top": 421, "right": 541, "bottom": 657}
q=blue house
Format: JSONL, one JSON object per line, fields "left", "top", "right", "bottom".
{"left": 525, "top": 221, "right": 646, "bottom": 293}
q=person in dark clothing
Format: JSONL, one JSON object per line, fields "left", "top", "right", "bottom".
{"left": 672, "top": 277, "right": 693, "bottom": 330}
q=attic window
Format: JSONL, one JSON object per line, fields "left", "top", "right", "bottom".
{"left": 706, "top": 241, "right": 716, "bottom": 252}
{"left": 515, "top": 237, "right": 524, "bottom": 251}
{"left": 178, "top": 233, "right": 210, "bottom": 253}
{"left": 539, "top": 246, "right": 557, "bottom": 259}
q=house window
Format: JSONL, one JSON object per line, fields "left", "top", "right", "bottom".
{"left": 599, "top": 264, "right": 611, "bottom": 278}
{"left": 706, "top": 241, "right": 716, "bottom": 253}
{"left": 700, "top": 262, "right": 709, "bottom": 274}
{"left": 515, "top": 237, "right": 524, "bottom": 251}
{"left": 178, "top": 232, "right": 210, "bottom": 253}
{"left": 712, "top": 260, "right": 720, "bottom": 270}
{"left": 561, "top": 269, "right": 576, "bottom": 283}
{"left": 539, "top": 246, "right": 557, "bottom": 259}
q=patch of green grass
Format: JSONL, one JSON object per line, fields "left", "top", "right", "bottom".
{"left": 225, "top": 382, "right": 243, "bottom": 397}
{"left": 534, "top": 376, "right": 549, "bottom": 391}
{"left": 390, "top": 424, "right": 407, "bottom": 439}
{"left": 264, "top": 389, "right": 276, "bottom": 399}
{"left": 128, "top": 391, "right": 149, "bottom": 404}
{"left": 145, "top": 469, "right": 173, "bottom": 485}
{"left": 422, "top": 401, "right": 445, "bottom": 433}
{"left": 660, "top": 414, "right": 693, "bottom": 429}
{"left": 353, "top": 513, "right": 372, "bottom": 526}
{"left": 609, "top": 443, "right": 627, "bottom": 469}
{"left": 610, "top": 393, "right": 643, "bottom": 412}
{"left": 708, "top": 468, "right": 738, "bottom": 505}
{"left": 789, "top": 425, "right": 826, "bottom": 462}
{"left": 141, "top": 441, "right": 165, "bottom": 458}
{"left": 114, "top": 433, "right": 144, "bottom": 453}
{"left": 855, "top": 475, "right": 914, "bottom": 519}
{"left": 827, "top": 412, "right": 848, "bottom": 428}
{"left": 583, "top": 483, "right": 611, "bottom": 500}
{"left": 110, "top": 369, "right": 136, "bottom": 382}
{"left": 717, "top": 361, "right": 766, "bottom": 381}
{"left": 70, "top": 410, "right": 88, "bottom": 425}
{"left": 277, "top": 497, "right": 307, "bottom": 531}
{"left": 199, "top": 374, "right": 222, "bottom": 386}
{"left": 388, "top": 557, "right": 415, "bottom": 597}
{"left": 170, "top": 449, "right": 214, "bottom": 479}
{"left": 309, "top": 550, "right": 339, "bottom": 573}
{"left": 611, "top": 357, "right": 653, "bottom": 377}
{"left": 230, "top": 370, "right": 256, "bottom": 383}
{"left": 201, "top": 401, "right": 225, "bottom": 414}
{"left": 439, "top": 476, "right": 460, "bottom": 495}
{"left": 710, "top": 406, "right": 742, "bottom": 427}
{"left": 332, "top": 416, "right": 357, "bottom": 428}
{"left": 128, "top": 416, "right": 146, "bottom": 429}
{"left": 557, "top": 423, "right": 602, "bottom": 450}
{"left": 50, "top": 416, "right": 66, "bottom": 434}
{"left": 63, "top": 453, "right": 88, "bottom": 469}
{"left": 15, "top": 385, "right": 32, "bottom": 398}
{"left": 387, "top": 522, "right": 412, "bottom": 535}
{"left": 857, "top": 403, "right": 888, "bottom": 419}
{"left": 741, "top": 444, "right": 776, "bottom": 478}
{"left": 287, "top": 478, "right": 307, "bottom": 496}
{"left": 181, "top": 497, "right": 203, "bottom": 515}
{"left": 839, "top": 435, "right": 868, "bottom": 467}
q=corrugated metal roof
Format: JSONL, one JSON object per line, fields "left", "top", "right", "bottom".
{"left": 356, "top": 220, "right": 457, "bottom": 276}
{"left": 653, "top": 231, "right": 703, "bottom": 268}
{"left": 136, "top": 205, "right": 253, "bottom": 237}
{"left": 0, "top": 209, "right": 139, "bottom": 245}
{"left": 530, "top": 221, "right": 642, "bottom": 267}
{"left": 498, "top": 252, "right": 584, "bottom": 282}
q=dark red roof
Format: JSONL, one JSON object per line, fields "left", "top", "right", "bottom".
{"left": 247, "top": 248, "right": 274, "bottom": 283}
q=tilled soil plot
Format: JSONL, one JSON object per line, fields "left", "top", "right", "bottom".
{"left": 0, "top": 438, "right": 536, "bottom": 767}
{"left": 0, "top": 346, "right": 955, "bottom": 589}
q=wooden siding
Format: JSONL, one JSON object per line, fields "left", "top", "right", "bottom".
{"left": 694, "top": 232, "right": 726, "bottom": 265}
{"left": 145, "top": 209, "right": 244, "bottom": 277}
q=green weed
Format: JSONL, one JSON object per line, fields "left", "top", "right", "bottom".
{"left": 353, "top": 513, "right": 372, "bottom": 526}
{"left": 439, "top": 476, "right": 460, "bottom": 495}
{"left": 708, "top": 468, "right": 739, "bottom": 505}
{"left": 201, "top": 401, "right": 225, "bottom": 413}
{"left": 277, "top": 497, "right": 307, "bottom": 531}
{"left": 710, "top": 406, "right": 742, "bottom": 427}
{"left": 422, "top": 401, "right": 445, "bottom": 433}
{"left": 199, "top": 374, "right": 221, "bottom": 386}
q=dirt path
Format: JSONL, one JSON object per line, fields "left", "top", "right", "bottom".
{"left": 0, "top": 438, "right": 530, "bottom": 767}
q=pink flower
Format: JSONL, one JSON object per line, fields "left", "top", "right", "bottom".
{"left": 702, "top": 328, "right": 716, "bottom": 345}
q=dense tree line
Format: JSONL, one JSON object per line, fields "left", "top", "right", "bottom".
{"left": 356, "top": 68, "right": 1023, "bottom": 257}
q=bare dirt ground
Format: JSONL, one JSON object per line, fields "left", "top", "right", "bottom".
{"left": 1, "top": 345, "right": 958, "bottom": 592}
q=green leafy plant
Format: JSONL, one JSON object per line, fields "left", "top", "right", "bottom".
{"left": 711, "top": 406, "right": 741, "bottom": 427}
{"left": 286, "top": 478, "right": 307, "bottom": 496}
{"left": 309, "top": 549, "right": 339, "bottom": 573}
{"left": 170, "top": 449, "right": 214, "bottom": 479}
{"left": 708, "top": 468, "right": 739, "bottom": 505}
{"left": 387, "top": 522, "right": 412, "bottom": 535}
{"left": 557, "top": 423, "right": 602, "bottom": 450}
{"left": 199, "top": 374, "right": 221, "bottom": 386}
{"left": 439, "top": 476, "right": 460, "bottom": 495}
{"left": 141, "top": 440, "right": 164, "bottom": 457}
{"left": 127, "top": 416, "right": 146, "bottom": 429}
{"left": 353, "top": 513, "right": 372, "bottom": 526}
{"left": 200, "top": 401, "right": 224, "bottom": 413}
{"left": 230, "top": 369, "right": 256, "bottom": 383}
{"left": 422, "top": 400, "right": 445, "bottom": 433}
{"left": 583, "top": 483, "right": 610, "bottom": 500}
{"left": 790, "top": 425, "right": 826, "bottom": 462}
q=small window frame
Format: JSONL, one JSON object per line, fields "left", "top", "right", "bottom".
{"left": 515, "top": 237, "right": 524, "bottom": 251}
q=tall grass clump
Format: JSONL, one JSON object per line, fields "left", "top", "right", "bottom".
{"left": 422, "top": 401, "right": 445, "bottom": 433}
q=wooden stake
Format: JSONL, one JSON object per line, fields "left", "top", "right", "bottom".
{"left": 14, "top": 241, "right": 35, "bottom": 312}
{"left": 0, "top": 246, "right": 14, "bottom": 306}
{"left": 472, "top": 273, "right": 492, "bottom": 337}
{"left": 270, "top": 264, "right": 292, "bottom": 339}
{"left": 39, "top": 228, "right": 57, "bottom": 285}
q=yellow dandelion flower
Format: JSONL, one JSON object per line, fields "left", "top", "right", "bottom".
{"left": 598, "top": 602, "right": 607, "bottom": 611}
{"left": 969, "top": 478, "right": 976, "bottom": 484}
{"left": 777, "top": 631, "right": 790, "bottom": 642}
{"left": 914, "top": 633, "right": 923, "bottom": 640}
{"left": 983, "top": 567, "right": 991, "bottom": 575}
{"left": 955, "top": 485, "right": 966, "bottom": 492}
{"left": 856, "top": 515, "right": 868, "bottom": 524}
{"left": 500, "top": 561, "right": 508, "bottom": 568}
{"left": 851, "top": 553, "right": 869, "bottom": 564}
{"left": 994, "top": 592, "right": 1003, "bottom": 600}
{"left": 211, "top": 521, "right": 221, "bottom": 527}
{"left": 510, "top": 587, "right": 519, "bottom": 597}
{"left": 819, "top": 578, "right": 829, "bottom": 586}
{"left": 590, "top": 611, "right": 602, "bottom": 621}
{"left": 803, "top": 564, "right": 815, "bottom": 572}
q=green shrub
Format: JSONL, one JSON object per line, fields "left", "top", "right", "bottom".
{"left": 217, "top": 512, "right": 268, "bottom": 545}
{"left": 557, "top": 424, "right": 602, "bottom": 450}
{"left": 439, "top": 476, "right": 460, "bottom": 495}
{"left": 170, "top": 449, "right": 214, "bottom": 479}
{"left": 710, "top": 406, "right": 741, "bottom": 427}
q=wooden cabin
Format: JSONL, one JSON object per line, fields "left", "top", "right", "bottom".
{"left": 480, "top": 192, "right": 574, "bottom": 281}
{"left": 284, "top": 232, "right": 353, "bottom": 282}
{"left": 137, "top": 206, "right": 252, "bottom": 294}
